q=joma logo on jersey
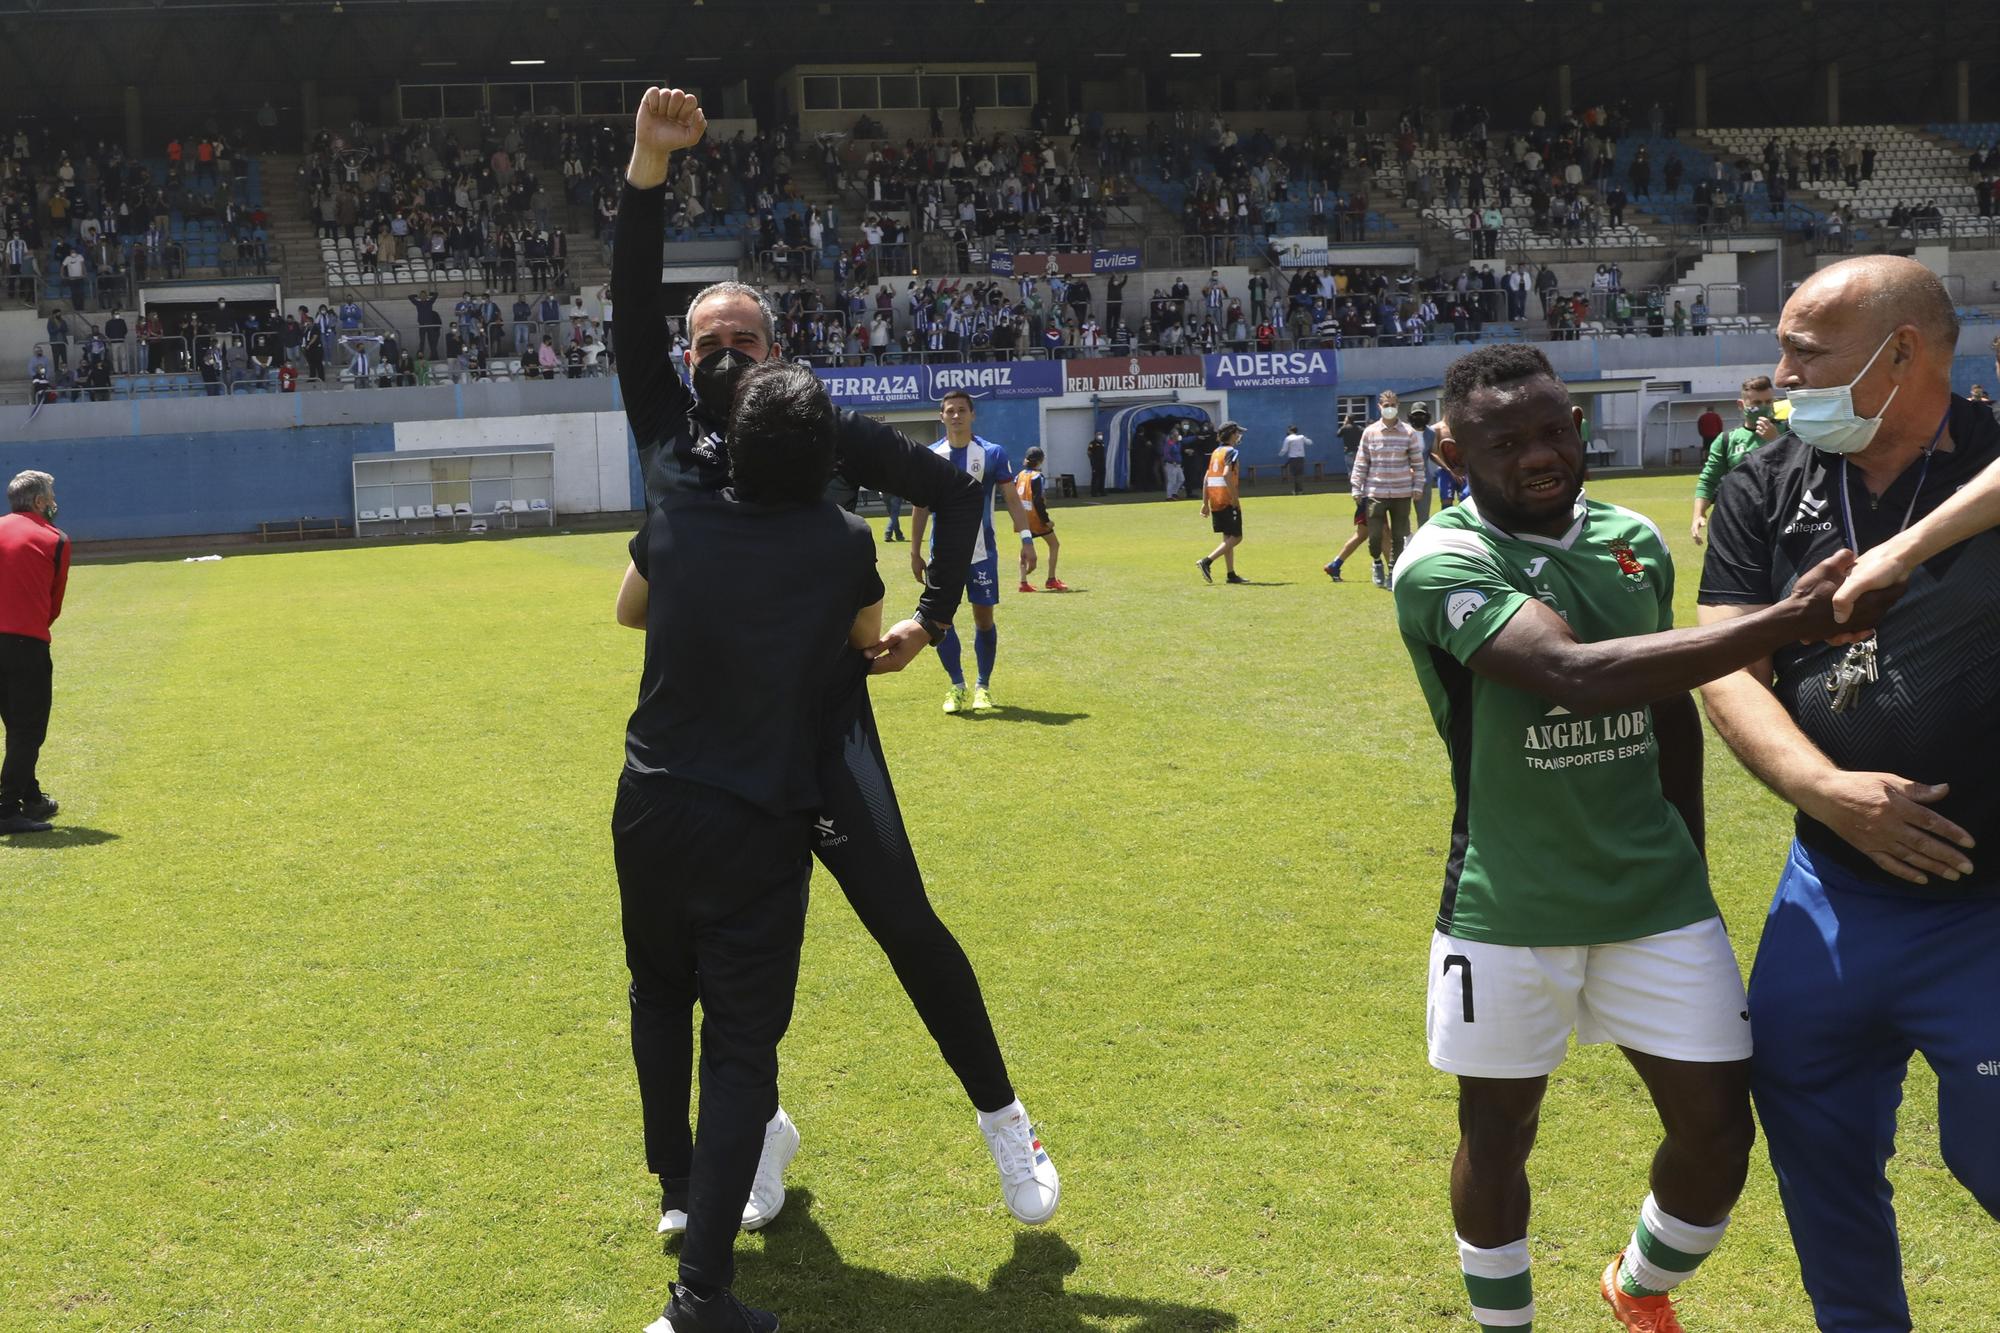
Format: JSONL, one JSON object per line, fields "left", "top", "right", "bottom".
{"left": 1523, "top": 709, "right": 1650, "bottom": 751}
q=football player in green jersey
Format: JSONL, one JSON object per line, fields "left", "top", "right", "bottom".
{"left": 1393, "top": 345, "right": 1902, "bottom": 1333}
{"left": 1689, "top": 374, "right": 1783, "bottom": 546}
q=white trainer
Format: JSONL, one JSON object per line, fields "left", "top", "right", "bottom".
{"left": 978, "top": 1100, "right": 1060, "bottom": 1225}
{"left": 741, "top": 1107, "right": 800, "bottom": 1232}
{"left": 657, "top": 1205, "right": 687, "bottom": 1237}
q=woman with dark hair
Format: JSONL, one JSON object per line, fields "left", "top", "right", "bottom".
{"left": 611, "top": 360, "right": 884, "bottom": 1333}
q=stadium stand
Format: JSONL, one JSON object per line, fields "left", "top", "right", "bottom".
{"left": 1699, "top": 124, "right": 1995, "bottom": 243}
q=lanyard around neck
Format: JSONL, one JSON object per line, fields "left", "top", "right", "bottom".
{"left": 1837, "top": 407, "right": 1951, "bottom": 553}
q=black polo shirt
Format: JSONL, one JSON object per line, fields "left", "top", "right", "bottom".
{"left": 626, "top": 493, "right": 883, "bottom": 816}
{"left": 1698, "top": 395, "right": 2000, "bottom": 898}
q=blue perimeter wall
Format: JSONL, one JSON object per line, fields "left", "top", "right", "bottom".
{"left": 936, "top": 385, "right": 1386, "bottom": 473}
{"left": 0, "top": 426, "right": 396, "bottom": 542}
{"left": 15, "top": 356, "right": 1994, "bottom": 542}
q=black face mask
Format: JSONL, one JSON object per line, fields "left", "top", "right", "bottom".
{"left": 691, "top": 346, "right": 758, "bottom": 424}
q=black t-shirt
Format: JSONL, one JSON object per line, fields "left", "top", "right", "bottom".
{"left": 1698, "top": 396, "right": 2000, "bottom": 899}
{"left": 626, "top": 493, "right": 884, "bottom": 815}
{"left": 613, "top": 180, "right": 981, "bottom": 632}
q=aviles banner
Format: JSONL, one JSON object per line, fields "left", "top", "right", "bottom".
{"left": 988, "top": 249, "right": 1144, "bottom": 277}
{"left": 1062, "top": 356, "right": 1207, "bottom": 394}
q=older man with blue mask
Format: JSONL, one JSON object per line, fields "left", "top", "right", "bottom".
{"left": 1696, "top": 254, "right": 2000, "bottom": 1332}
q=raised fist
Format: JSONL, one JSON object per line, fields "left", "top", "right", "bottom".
{"left": 635, "top": 86, "right": 708, "bottom": 157}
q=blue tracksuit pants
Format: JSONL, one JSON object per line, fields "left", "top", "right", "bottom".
{"left": 1748, "top": 839, "right": 2000, "bottom": 1332}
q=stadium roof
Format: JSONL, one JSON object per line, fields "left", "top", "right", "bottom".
{"left": 0, "top": 0, "right": 1993, "bottom": 126}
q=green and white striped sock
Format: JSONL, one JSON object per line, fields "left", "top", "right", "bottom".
{"left": 1618, "top": 1193, "right": 1730, "bottom": 1297}
{"left": 1457, "top": 1234, "right": 1533, "bottom": 1330}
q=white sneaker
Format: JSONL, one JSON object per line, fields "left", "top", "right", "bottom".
{"left": 657, "top": 1205, "right": 687, "bottom": 1237}
{"left": 741, "top": 1107, "right": 800, "bottom": 1232}
{"left": 978, "top": 1100, "right": 1060, "bottom": 1225}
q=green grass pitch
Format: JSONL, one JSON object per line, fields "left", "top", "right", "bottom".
{"left": 3, "top": 477, "right": 1992, "bottom": 1330}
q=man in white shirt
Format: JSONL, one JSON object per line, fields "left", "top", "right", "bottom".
{"left": 1280, "top": 425, "right": 1311, "bottom": 495}
{"left": 1346, "top": 390, "right": 1427, "bottom": 587}
{"left": 61, "top": 250, "right": 87, "bottom": 310}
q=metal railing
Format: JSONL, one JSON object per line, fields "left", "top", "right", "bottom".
{"left": 1810, "top": 213, "right": 2000, "bottom": 253}
{"left": 19, "top": 237, "right": 291, "bottom": 317}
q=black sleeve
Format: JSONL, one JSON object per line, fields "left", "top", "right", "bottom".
{"left": 832, "top": 410, "right": 980, "bottom": 626}
{"left": 628, "top": 514, "right": 651, "bottom": 579}
{"left": 612, "top": 181, "right": 694, "bottom": 460}
{"left": 1697, "top": 464, "right": 1775, "bottom": 605}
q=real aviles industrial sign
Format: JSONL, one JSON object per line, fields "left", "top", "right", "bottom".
{"left": 812, "top": 350, "right": 1336, "bottom": 408}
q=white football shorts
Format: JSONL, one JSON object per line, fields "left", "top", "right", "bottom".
{"left": 1425, "top": 916, "right": 1752, "bottom": 1079}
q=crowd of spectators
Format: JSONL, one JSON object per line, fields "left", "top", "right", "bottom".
{"left": 743, "top": 243, "right": 1744, "bottom": 363}
{"left": 315, "top": 111, "right": 853, "bottom": 285}
{"left": 25, "top": 283, "right": 615, "bottom": 404}
{"left": 301, "top": 117, "right": 579, "bottom": 288}
{"left": 1163, "top": 111, "right": 1378, "bottom": 241}
{"left": 830, "top": 123, "right": 1124, "bottom": 259}
{"left": 1390, "top": 99, "right": 1655, "bottom": 247}
{"left": 2, "top": 118, "right": 270, "bottom": 313}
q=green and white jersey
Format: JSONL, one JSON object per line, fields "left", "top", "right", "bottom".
{"left": 1392, "top": 496, "right": 1713, "bottom": 947}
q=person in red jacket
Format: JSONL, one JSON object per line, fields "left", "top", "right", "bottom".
{"left": 0, "top": 470, "right": 70, "bottom": 833}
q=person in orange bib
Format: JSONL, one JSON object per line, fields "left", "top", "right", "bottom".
{"left": 1013, "top": 447, "right": 1067, "bottom": 591}
{"left": 1198, "top": 422, "right": 1249, "bottom": 584}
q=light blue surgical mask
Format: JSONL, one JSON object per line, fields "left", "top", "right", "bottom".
{"left": 1784, "top": 329, "right": 1901, "bottom": 455}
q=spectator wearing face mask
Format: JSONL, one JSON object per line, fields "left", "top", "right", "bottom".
{"left": 1348, "top": 391, "right": 1427, "bottom": 587}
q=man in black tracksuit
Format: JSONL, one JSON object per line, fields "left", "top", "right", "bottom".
{"left": 614, "top": 87, "right": 1058, "bottom": 1251}
{"left": 615, "top": 360, "right": 885, "bottom": 1333}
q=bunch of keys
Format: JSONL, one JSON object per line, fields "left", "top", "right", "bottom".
{"left": 1824, "top": 637, "right": 1879, "bottom": 713}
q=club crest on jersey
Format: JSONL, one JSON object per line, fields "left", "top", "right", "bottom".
{"left": 1606, "top": 540, "right": 1647, "bottom": 587}
{"left": 1446, "top": 588, "right": 1489, "bottom": 630}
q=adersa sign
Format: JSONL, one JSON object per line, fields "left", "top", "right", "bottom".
{"left": 1202, "top": 349, "right": 1339, "bottom": 390}
{"left": 1063, "top": 356, "right": 1207, "bottom": 394}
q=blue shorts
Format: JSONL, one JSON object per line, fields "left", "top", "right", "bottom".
{"left": 1437, "top": 472, "right": 1463, "bottom": 504}
{"left": 966, "top": 554, "right": 1000, "bottom": 607}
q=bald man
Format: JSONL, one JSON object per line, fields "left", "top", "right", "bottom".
{"left": 1696, "top": 255, "right": 2000, "bottom": 1332}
